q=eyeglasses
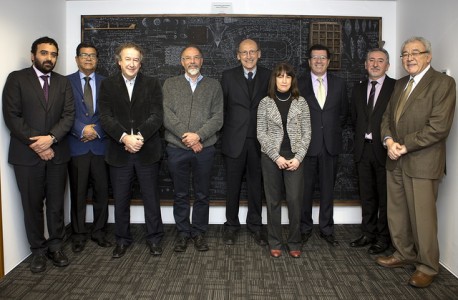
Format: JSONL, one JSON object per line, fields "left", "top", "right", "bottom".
{"left": 79, "top": 53, "right": 97, "bottom": 59}
{"left": 181, "top": 56, "right": 202, "bottom": 62}
{"left": 238, "top": 50, "right": 258, "bottom": 57}
{"left": 400, "top": 51, "right": 429, "bottom": 59}
{"left": 310, "top": 55, "right": 328, "bottom": 61}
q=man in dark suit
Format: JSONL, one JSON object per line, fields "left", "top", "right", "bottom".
{"left": 350, "top": 48, "right": 395, "bottom": 254}
{"left": 377, "top": 37, "right": 456, "bottom": 288}
{"left": 99, "top": 42, "right": 164, "bottom": 258}
{"left": 221, "top": 39, "right": 270, "bottom": 246}
{"left": 298, "top": 44, "right": 348, "bottom": 246}
{"left": 2, "top": 36, "right": 75, "bottom": 273}
{"left": 67, "top": 42, "right": 111, "bottom": 253}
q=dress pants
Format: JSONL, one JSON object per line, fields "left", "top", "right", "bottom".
{"left": 387, "top": 159, "right": 440, "bottom": 275}
{"left": 109, "top": 155, "right": 164, "bottom": 245}
{"left": 14, "top": 162, "right": 68, "bottom": 254}
{"left": 261, "top": 154, "right": 303, "bottom": 251}
{"left": 166, "top": 145, "right": 215, "bottom": 237}
{"left": 301, "top": 147, "right": 338, "bottom": 236}
{"left": 224, "top": 138, "right": 263, "bottom": 233}
{"left": 68, "top": 151, "right": 109, "bottom": 241}
{"left": 356, "top": 142, "right": 389, "bottom": 242}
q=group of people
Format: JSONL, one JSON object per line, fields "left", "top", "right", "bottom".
{"left": 2, "top": 36, "right": 455, "bottom": 289}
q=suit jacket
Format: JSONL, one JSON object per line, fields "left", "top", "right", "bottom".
{"left": 98, "top": 72, "right": 163, "bottom": 167}
{"left": 381, "top": 67, "right": 456, "bottom": 179}
{"left": 2, "top": 67, "right": 75, "bottom": 166}
{"left": 351, "top": 76, "right": 396, "bottom": 165}
{"left": 67, "top": 71, "right": 106, "bottom": 156}
{"left": 298, "top": 72, "right": 348, "bottom": 156}
{"left": 221, "top": 65, "right": 271, "bottom": 158}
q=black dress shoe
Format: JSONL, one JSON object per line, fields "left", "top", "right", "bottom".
{"left": 350, "top": 235, "right": 374, "bottom": 248}
{"left": 46, "top": 250, "right": 69, "bottom": 267}
{"left": 91, "top": 237, "right": 113, "bottom": 248}
{"left": 193, "top": 235, "right": 209, "bottom": 251}
{"left": 174, "top": 236, "right": 189, "bottom": 252}
{"left": 112, "top": 244, "right": 129, "bottom": 258}
{"left": 250, "top": 231, "right": 267, "bottom": 246}
{"left": 223, "top": 230, "right": 236, "bottom": 245}
{"left": 72, "top": 240, "right": 86, "bottom": 253}
{"left": 301, "top": 232, "right": 312, "bottom": 244}
{"left": 320, "top": 233, "right": 339, "bottom": 246}
{"left": 30, "top": 254, "right": 47, "bottom": 273}
{"left": 147, "top": 242, "right": 163, "bottom": 256}
{"left": 368, "top": 240, "right": 389, "bottom": 254}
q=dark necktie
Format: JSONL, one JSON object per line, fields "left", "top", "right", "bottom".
{"left": 40, "top": 75, "right": 49, "bottom": 101}
{"left": 84, "top": 76, "right": 94, "bottom": 115}
{"left": 248, "top": 72, "right": 253, "bottom": 81}
{"left": 366, "top": 80, "right": 377, "bottom": 134}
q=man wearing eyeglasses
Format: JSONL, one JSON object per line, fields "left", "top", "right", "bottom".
{"left": 67, "top": 42, "right": 111, "bottom": 254}
{"left": 2, "top": 36, "right": 75, "bottom": 273}
{"left": 377, "top": 37, "right": 456, "bottom": 288}
{"left": 221, "top": 39, "right": 271, "bottom": 246}
{"left": 298, "top": 44, "right": 348, "bottom": 247}
{"left": 163, "top": 45, "right": 223, "bottom": 252}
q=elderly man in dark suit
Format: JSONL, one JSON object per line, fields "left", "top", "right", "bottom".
{"left": 350, "top": 48, "right": 395, "bottom": 254}
{"left": 67, "top": 42, "right": 111, "bottom": 253}
{"left": 99, "top": 42, "right": 164, "bottom": 258}
{"left": 2, "top": 36, "right": 75, "bottom": 273}
{"left": 377, "top": 37, "right": 456, "bottom": 288}
{"left": 298, "top": 44, "right": 348, "bottom": 247}
{"left": 221, "top": 39, "right": 271, "bottom": 246}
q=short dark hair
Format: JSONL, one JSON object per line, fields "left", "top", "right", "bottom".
{"left": 31, "top": 36, "right": 59, "bottom": 55}
{"left": 76, "top": 42, "right": 98, "bottom": 57}
{"left": 115, "top": 42, "right": 144, "bottom": 62}
{"left": 307, "top": 44, "right": 331, "bottom": 60}
{"left": 267, "top": 62, "right": 300, "bottom": 100}
{"left": 180, "top": 44, "right": 203, "bottom": 58}
{"left": 366, "top": 47, "right": 390, "bottom": 63}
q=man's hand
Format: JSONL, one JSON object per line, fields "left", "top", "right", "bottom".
{"left": 122, "top": 134, "right": 144, "bottom": 153}
{"left": 29, "top": 135, "right": 53, "bottom": 153}
{"left": 275, "top": 156, "right": 289, "bottom": 169}
{"left": 286, "top": 158, "right": 300, "bottom": 171}
{"left": 81, "top": 124, "right": 98, "bottom": 142}
{"left": 386, "top": 138, "right": 407, "bottom": 160}
{"left": 182, "top": 132, "right": 200, "bottom": 148}
{"left": 37, "top": 148, "right": 54, "bottom": 161}
{"left": 190, "top": 142, "right": 203, "bottom": 153}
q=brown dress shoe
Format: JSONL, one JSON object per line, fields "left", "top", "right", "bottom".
{"left": 409, "top": 270, "right": 435, "bottom": 288}
{"left": 289, "top": 250, "right": 301, "bottom": 258}
{"left": 376, "top": 255, "right": 407, "bottom": 268}
{"left": 270, "top": 249, "right": 282, "bottom": 258}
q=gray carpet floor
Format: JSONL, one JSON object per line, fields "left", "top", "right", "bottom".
{"left": 0, "top": 224, "right": 457, "bottom": 300}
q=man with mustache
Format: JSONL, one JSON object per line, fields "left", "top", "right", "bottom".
{"left": 163, "top": 45, "right": 223, "bottom": 252}
{"left": 2, "top": 36, "right": 75, "bottom": 273}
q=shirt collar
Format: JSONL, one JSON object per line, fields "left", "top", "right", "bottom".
{"left": 184, "top": 73, "right": 203, "bottom": 83}
{"left": 32, "top": 65, "right": 50, "bottom": 78}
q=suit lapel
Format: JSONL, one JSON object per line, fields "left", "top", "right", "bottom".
{"left": 27, "top": 68, "right": 48, "bottom": 110}
{"left": 116, "top": 73, "right": 131, "bottom": 105}
{"left": 400, "top": 68, "right": 434, "bottom": 118}
{"left": 235, "top": 68, "right": 250, "bottom": 99}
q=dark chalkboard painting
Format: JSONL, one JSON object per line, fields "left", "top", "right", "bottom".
{"left": 81, "top": 14, "right": 382, "bottom": 202}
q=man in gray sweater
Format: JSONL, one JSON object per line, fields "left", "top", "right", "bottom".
{"left": 163, "top": 45, "right": 224, "bottom": 252}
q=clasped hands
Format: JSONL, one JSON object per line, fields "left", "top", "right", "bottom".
{"left": 386, "top": 138, "right": 407, "bottom": 160}
{"left": 122, "top": 134, "right": 144, "bottom": 153}
{"left": 29, "top": 135, "right": 54, "bottom": 161}
{"left": 276, "top": 156, "right": 300, "bottom": 171}
{"left": 182, "top": 132, "right": 202, "bottom": 153}
{"left": 81, "top": 124, "right": 98, "bottom": 142}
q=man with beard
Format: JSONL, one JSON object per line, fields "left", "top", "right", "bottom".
{"left": 163, "top": 45, "right": 223, "bottom": 252}
{"left": 2, "top": 36, "right": 75, "bottom": 273}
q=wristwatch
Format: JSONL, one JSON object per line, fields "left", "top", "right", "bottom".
{"left": 50, "top": 134, "right": 57, "bottom": 144}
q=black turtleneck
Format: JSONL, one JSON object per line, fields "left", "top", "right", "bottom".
{"left": 274, "top": 91, "right": 294, "bottom": 159}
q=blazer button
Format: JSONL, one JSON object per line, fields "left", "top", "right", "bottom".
{"left": 85, "top": 113, "right": 89, "bottom": 116}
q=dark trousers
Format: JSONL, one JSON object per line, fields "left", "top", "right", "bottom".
{"left": 261, "top": 154, "right": 303, "bottom": 251}
{"left": 68, "top": 152, "right": 109, "bottom": 241}
{"left": 301, "top": 147, "right": 338, "bottom": 236}
{"left": 109, "top": 155, "right": 164, "bottom": 245}
{"left": 14, "top": 162, "right": 68, "bottom": 254}
{"left": 166, "top": 145, "right": 215, "bottom": 237}
{"left": 224, "top": 138, "right": 263, "bottom": 233}
{"left": 356, "top": 143, "right": 389, "bottom": 242}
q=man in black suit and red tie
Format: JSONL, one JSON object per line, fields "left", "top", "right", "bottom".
{"left": 298, "top": 44, "right": 348, "bottom": 246}
{"left": 2, "top": 36, "right": 75, "bottom": 273}
{"left": 221, "top": 39, "right": 271, "bottom": 246}
{"left": 350, "top": 48, "right": 395, "bottom": 254}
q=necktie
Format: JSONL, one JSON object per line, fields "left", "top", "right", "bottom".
{"left": 84, "top": 76, "right": 94, "bottom": 115}
{"left": 317, "top": 77, "right": 326, "bottom": 108}
{"left": 247, "top": 72, "right": 253, "bottom": 81}
{"left": 40, "top": 75, "right": 49, "bottom": 101}
{"left": 395, "top": 78, "right": 414, "bottom": 123}
{"left": 366, "top": 80, "right": 378, "bottom": 134}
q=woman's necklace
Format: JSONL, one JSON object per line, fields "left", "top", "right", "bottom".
{"left": 276, "top": 93, "right": 291, "bottom": 102}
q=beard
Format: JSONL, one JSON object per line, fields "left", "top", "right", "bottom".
{"left": 187, "top": 67, "right": 200, "bottom": 76}
{"left": 33, "top": 58, "right": 55, "bottom": 73}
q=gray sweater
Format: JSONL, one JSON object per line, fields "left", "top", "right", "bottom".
{"left": 163, "top": 75, "right": 224, "bottom": 149}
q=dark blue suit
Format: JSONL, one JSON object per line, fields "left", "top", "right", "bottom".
{"left": 67, "top": 71, "right": 109, "bottom": 241}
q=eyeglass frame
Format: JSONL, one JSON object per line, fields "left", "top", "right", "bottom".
{"left": 79, "top": 53, "right": 98, "bottom": 59}
{"left": 238, "top": 49, "right": 259, "bottom": 57}
{"left": 310, "top": 55, "right": 329, "bottom": 61}
{"left": 400, "top": 51, "right": 429, "bottom": 59}
{"left": 181, "top": 55, "right": 203, "bottom": 62}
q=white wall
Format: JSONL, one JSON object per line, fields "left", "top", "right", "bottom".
{"left": 1, "top": 0, "right": 67, "bottom": 274}
{"left": 396, "top": 0, "right": 458, "bottom": 277}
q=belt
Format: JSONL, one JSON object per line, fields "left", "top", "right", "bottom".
{"left": 364, "top": 139, "right": 373, "bottom": 144}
